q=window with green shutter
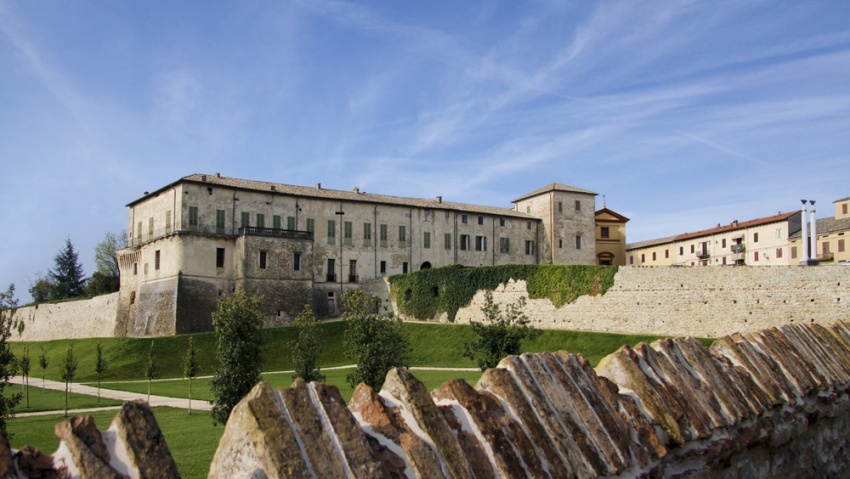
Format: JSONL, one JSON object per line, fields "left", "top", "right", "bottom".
{"left": 188, "top": 206, "right": 198, "bottom": 230}
{"left": 165, "top": 210, "right": 171, "bottom": 234}
{"left": 216, "top": 210, "right": 226, "bottom": 234}
{"left": 344, "top": 221, "right": 353, "bottom": 245}
{"left": 306, "top": 218, "right": 315, "bottom": 233}
{"left": 423, "top": 232, "right": 430, "bottom": 249}
{"left": 380, "top": 224, "right": 388, "bottom": 248}
{"left": 287, "top": 216, "right": 295, "bottom": 230}
{"left": 241, "top": 212, "right": 250, "bottom": 228}
{"left": 444, "top": 233, "right": 451, "bottom": 250}
{"left": 256, "top": 214, "right": 265, "bottom": 229}
{"left": 273, "top": 215, "right": 281, "bottom": 230}
{"left": 327, "top": 220, "right": 336, "bottom": 244}
{"left": 363, "top": 223, "right": 372, "bottom": 246}
{"left": 398, "top": 225, "right": 407, "bottom": 248}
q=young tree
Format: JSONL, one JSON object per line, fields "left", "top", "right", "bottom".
{"left": 86, "top": 231, "right": 125, "bottom": 296}
{"left": 342, "top": 290, "right": 410, "bottom": 390}
{"left": 210, "top": 288, "right": 265, "bottom": 425}
{"left": 183, "top": 337, "right": 198, "bottom": 415}
{"left": 38, "top": 346, "right": 49, "bottom": 390}
{"left": 290, "top": 304, "right": 324, "bottom": 383}
{"left": 61, "top": 343, "right": 77, "bottom": 417}
{"left": 95, "top": 342, "right": 108, "bottom": 403}
{"left": 462, "top": 292, "right": 541, "bottom": 371}
{"left": 146, "top": 340, "right": 159, "bottom": 402}
{"left": 20, "top": 345, "right": 30, "bottom": 408}
{"left": 49, "top": 238, "right": 86, "bottom": 300}
{"left": 0, "top": 284, "right": 22, "bottom": 433}
{"left": 28, "top": 274, "right": 54, "bottom": 304}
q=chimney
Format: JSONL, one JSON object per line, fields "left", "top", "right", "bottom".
{"left": 316, "top": 183, "right": 322, "bottom": 190}
{"left": 215, "top": 172, "right": 221, "bottom": 178}
{"left": 437, "top": 196, "right": 442, "bottom": 203}
{"left": 354, "top": 187, "right": 360, "bottom": 194}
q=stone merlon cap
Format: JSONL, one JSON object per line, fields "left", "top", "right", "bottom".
{"left": 512, "top": 182, "right": 598, "bottom": 203}
{"left": 128, "top": 173, "right": 539, "bottom": 220}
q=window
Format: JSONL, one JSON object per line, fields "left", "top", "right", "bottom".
{"left": 155, "top": 250, "right": 161, "bottom": 270}
{"left": 679, "top": 246, "right": 684, "bottom": 255}
{"left": 462, "top": 215, "right": 468, "bottom": 224}
{"left": 722, "top": 238, "right": 727, "bottom": 248}
{"left": 629, "top": 256, "right": 633, "bottom": 265}
{"left": 525, "top": 240, "right": 535, "bottom": 255}
{"left": 844, "top": 204, "right": 848, "bottom": 215}
{"left": 423, "top": 232, "right": 431, "bottom": 249}
{"left": 380, "top": 261, "right": 387, "bottom": 274}
{"left": 641, "top": 254, "right": 645, "bottom": 263}
{"left": 776, "top": 248, "right": 783, "bottom": 258}
{"left": 188, "top": 206, "right": 198, "bottom": 229}
{"left": 216, "top": 248, "right": 225, "bottom": 268}
{"left": 475, "top": 236, "right": 487, "bottom": 251}
{"left": 444, "top": 233, "right": 452, "bottom": 250}
{"left": 403, "top": 262, "right": 408, "bottom": 274}
{"left": 137, "top": 222, "right": 142, "bottom": 243}
{"left": 754, "top": 232, "right": 759, "bottom": 243}
{"left": 527, "top": 221, "right": 531, "bottom": 230}
{"left": 526, "top": 206, "right": 530, "bottom": 213}
{"left": 287, "top": 216, "right": 296, "bottom": 230}
{"left": 363, "top": 223, "right": 372, "bottom": 246}
{"left": 558, "top": 202, "right": 563, "bottom": 213}
{"left": 326, "top": 259, "right": 335, "bottom": 282}
{"left": 559, "top": 239, "right": 562, "bottom": 249}
{"left": 477, "top": 216, "right": 484, "bottom": 225}
{"left": 256, "top": 214, "right": 265, "bottom": 229}
{"left": 791, "top": 246, "right": 798, "bottom": 259}
{"left": 499, "top": 237, "right": 510, "bottom": 253}
{"left": 148, "top": 218, "right": 154, "bottom": 239}
{"left": 380, "top": 224, "right": 388, "bottom": 248}
{"left": 824, "top": 242, "right": 830, "bottom": 254}
{"left": 652, "top": 252, "right": 656, "bottom": 261}
{"left": 776, "top": 228, "right": 782, "bottom": 239}
{"left": 575, "top": 200, "right": 581, "bottom": 210}
{"left": 344, "top": 221, "right": 353, "bottom": 245}
{"left": 575, "top": 235, "right": 582, "bottom": 250}
{"left": 259, "top": 251, "right": 267, "bottom": 269}
{"left": 601, "top": 227, "right": 609, "bottom": 238}
{"left": 665, "top": 249, "right": 669, "bottom": 259}
{"left": 460, "top": 235, "right": 470, "bottom": 251}
{"left": 241, "top": 212, "right": 250, "bottom": 228}
{"left": 216, "top": 210, "right": 225, "bottom": 234}
{"left": 306, "top": 218, "right": 315, "bottom": 233}
{"left": 293, "top": 253, "right": 301, "bottom": 271}
{"left": 839, "top": 239, "right": 845, "bottom": 253}
{"left": 327, "top": 220, "right": 336, "bottom": 244}
{"left": 273, "top": 215, "right": 281, "bottom": 230}
{"left": 399, "top": 226, "right": 407, "bottom": 248}
{"left": 499, "top": 218, "right": 506, "bottom": 227}
{"left": 349, "top": 260, "right": 357, "bottom": 283}
{"left": 690, "top": 244, "right": 695, "bottom": 254}
{"left": 165, "top": 210, "right": 171, "bottom": 234}
{"left": 133, "top": 263, "right": 137, "bottom": 275}
{"left": 754, "top": 251, "right": 759, "bottom": 262}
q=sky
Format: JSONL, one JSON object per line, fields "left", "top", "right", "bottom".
{"left": 1, "top": 1, "right": 849, "bottom": 302}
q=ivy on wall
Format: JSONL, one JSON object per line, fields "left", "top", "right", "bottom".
{"left": 389, "top": 264, "right": 618, "bottom": 322}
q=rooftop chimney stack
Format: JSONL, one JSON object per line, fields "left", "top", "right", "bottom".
{"left": 800, "top": 200, "right": 809, "bottom": 265}
{"left": 810, "top": 200, "right": 817, "bottom": 264}
{"left": 437, "top": 196, "right": 442, "bottom": 203}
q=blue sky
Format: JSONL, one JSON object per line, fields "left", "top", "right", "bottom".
{"left": 1, "top": 1, "right": 849, "bottom": 301}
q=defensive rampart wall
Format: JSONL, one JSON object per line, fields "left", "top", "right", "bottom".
{"left": 9, "top": 292, "right": 118, "bottom": 342}
{"left": 406, "top": 265, "right": 850, "bottom": 338}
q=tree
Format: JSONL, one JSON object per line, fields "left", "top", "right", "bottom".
{"left": 290, "top": 304, "right": 324, "bottom": 383}
{"left": 342, "top": 290, "right": 410, "bottom": 390}
{"left": 0, "top": 284, "right": 23, "bottom": 433}
{"left": 38, "top": 346, "right": 49, "bottom": 390}
{"left": 49, "top": 238, "right": 86, "bottom": 300}
{"left": 61, "top": 343, "right": 77, "bottom": 417}
{"left": 95, "top": 342, "right": 108, "bottom": 403}
{"left": 20, "top": 345, "right": 30, "bottom": 408}
{"left": 28, "top": 274, "right": 54, "bottom": 304}
{"left": 183, "top": 337, "right": 198, "bottom": 415}
{"left": 146, "top": 340, "right": 159, "bottom": 402}
{"left": 87, "top": 231, "right": 124, "bottom": 297}
{"left": 210, "top": 288, "right": 265, "bottom": 425}
{"left": 462, "top": 292, "right": 541, "bottom": 371}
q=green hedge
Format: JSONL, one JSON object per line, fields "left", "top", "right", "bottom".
{"left": 389, "top": 264, "right": 618, "bottom": 322}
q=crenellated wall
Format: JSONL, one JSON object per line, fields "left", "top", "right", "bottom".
{"left": 414, "top": 265, "right": 850, "bottom": 338}
{"left": 209, "top": 320, "right": 850, "bottom": 478}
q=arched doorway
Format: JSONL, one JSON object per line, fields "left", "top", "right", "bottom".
{"left": 420, "top": 262, "right": 432, "bottom": 270}
{"left": 597, "top": 252, "right": 614, "bottom": 266}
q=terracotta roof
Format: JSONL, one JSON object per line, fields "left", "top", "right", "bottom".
{"left": 129, "top": 173, "right": 539, "bottom": 220}
{"left": 835, "top": 196, "right": 850, "bottom": 203}
{"left": 512, "top": 182, "right": 598, "bottom": 203}
{"left": 626, "top": 235, "right": 677, "bottom": 251}
{"left": 789, "top": 215, "right": 850, "bottom": 239}
{"left": 595, "top": 208, "right": 630, "bottom": 222}
{"left": 674, "top": 211, "right": 799, "bottom": 242}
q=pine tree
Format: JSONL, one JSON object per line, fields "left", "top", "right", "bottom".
{"left": 49, "top": 238, "right": 86, "bottom": 300}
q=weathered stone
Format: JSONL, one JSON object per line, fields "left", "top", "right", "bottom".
{"left": 111, "top": 399, "right": 180, "bottom": 479}
{"left": 0, "top": 433, "right": 15, "bottom": 479}
{"left": 54, "top": 416, "right": 122, "bottom": 478}
{"left": 16, "top": 446, "right": 58, "bottom": 479}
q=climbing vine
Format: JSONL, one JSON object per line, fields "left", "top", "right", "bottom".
{"left": 389, "top": 264, "right": 618, "bottom": 322}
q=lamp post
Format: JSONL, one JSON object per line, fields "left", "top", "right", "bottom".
{"left": 335, "top": 210, "right": 345, "bottom": 300}
{"left": 800, "top": 200, "right": 808, "bottom": 265}
{"left": 810, "top": 200, "right": 818, "bottom": 265}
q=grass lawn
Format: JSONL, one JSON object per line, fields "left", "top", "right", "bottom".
{"left": 10, "top": 383, "right": 122, "bottom": 414}
{"left": 7, "top": 407, "right": 223, "bottom": 479}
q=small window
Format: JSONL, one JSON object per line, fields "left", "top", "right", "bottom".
{"left": 525, "top": 240, "right": 535, "bottom": 255}
{"left": 477, "top": 216, "right": 484, "bottom": 225}
{"left": 259, "top": 251, "right": 267, "bottom": 269}
{"left": 293, "top": 253, "right": 301, "bottom": 271}
{"left": 844, "top": 204, "right": 848, "bottom": 215}
{"left": 155, "top": 250, "right": 161, "bottom": 270}
{"left": 423, "top": 232, "right": 431, "bottom": 249}
{"left": 380, "top": 224, "right": 388, "bottom": 248}
{"left": 344, "top": 221, "right": 353, "bottom": 245}
{"left": 273, "top": 215, "right": 281, "bottom": 230}
{"left": 629, "top": 256, "right": 633, "bottom": 265}
{"left": 188, "top": 206, "right": 199, "bottom": 228}
{"left": 475, "top": 236, "right": 487, "bottom": 251}
{"left": 838, "top": 239, "right": 845, "bottom": 252}
{"left": 402, "top": 262, "right": 408, "bottom": 274}
{"left": 380, "top": 261, "right": 387, "bottom": 274}
{"left": 327, "top": 220, "right": 336, "bottom": 244}
{"left": 137, "top": 221, "right": 143, "bottom": 243}
{"left": 256, "top": 214, "right": 265, "bottom": 229}
{"left": 559, "top": 238, "right": 563, "bottom": 248}
{"left": 776, "top": 248, "right": 783, "bottom": 258}
{"left": 306, "top": 218, "right": 315, "bottom": 233}
{"left": 398, "top": 225, "right": 407, "bottom": 248}
{"left": 679, "top": 246, "right": 684, "bottom": 255}
{"left": 460, "top": 235, "right": 470, "bottom": 251}
{"left": 216, "top": 248, "right": 225, "bottom": 268}
{"left": 641, "top": 254, "right": 645, "bottom": 263}
{"left": 462, "top": 215, "right": 468, "bottom": 224}
{"left": 665, "top": 249, "right": 669, "bottom": 259}
{"left": 575, "top": 235, "right": 582, "bottom": 250}
{"left": 216, "top": 210, "right": 226, "bottom": 234}
{"left": 754, "top": 251, "right": 759, "bottom": 262}
{"left": 558, "top": 202, "right": 563, "bottom": 213}
{"left": 499, "top": 237, "right": 510, "bottom": 253}
{"left": 575, "top": 200, "right": 581, "bottom": 210}
{"left": 287, "top": 216, "right": 295, "bottom": 230}
{"left": 754, "top": 232, "right": 759, "bottom": 243}
{"left": 652, "top": 252, "right": 656, "bottom": 261}
{"left": 690, "top": 244, "right": 695, "bottom": 254}
{"left": 499, "top": 218, "right": 506, "bottom": 227}
{"left": 444, "top": 233, "right": 452, "bottom": 250}
{"left": 601, "top": 227, "right": 609, "bottom": 238}
{"left": 527, "top": 221, "right": 531, "bottom": 230}
{"left": 363, "top": 223, "right": 372, "bottom": 246}
{"left": 241, "top": 212, "right": 250, "bottom": 228}
{"left": 824, "top": 242, "right": 830, "bottom": 254}
{"left": 722, "top": 238, "right": 727, "bottom": 248}
{"left": 791, "top": 246, "right": 798, "bottom": 259}
{"left": 133, "top": 263, "right": 138, "bottom": 275}
{"left": 526, "top": 206, "right": 531, "bottom": 213}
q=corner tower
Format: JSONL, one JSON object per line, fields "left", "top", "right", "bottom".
{"left": 513, "top": 183, "right": 598, "bottom": 265}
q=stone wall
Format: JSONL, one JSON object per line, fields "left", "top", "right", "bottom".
{"left": 412, "top": 265, "right": 850, "bottom": 338}
{"left": 209, "top": 320, "right": 850, "bottom": 478}
{"left": 9, "top": 293, "right": 119, "bottom": 342}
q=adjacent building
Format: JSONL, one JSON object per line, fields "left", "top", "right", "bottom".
{"left": 116, "top": 174, "right": 602, "bottom": 336}
{"left": 788, "top": 196, "right": 850, "bottom": 264}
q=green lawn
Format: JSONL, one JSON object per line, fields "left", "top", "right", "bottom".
{"left": 10, "top": 383, "right": 122, "bottom": 414}
{"left": 7, "top": 407, "right": 222, "bottom": 479}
